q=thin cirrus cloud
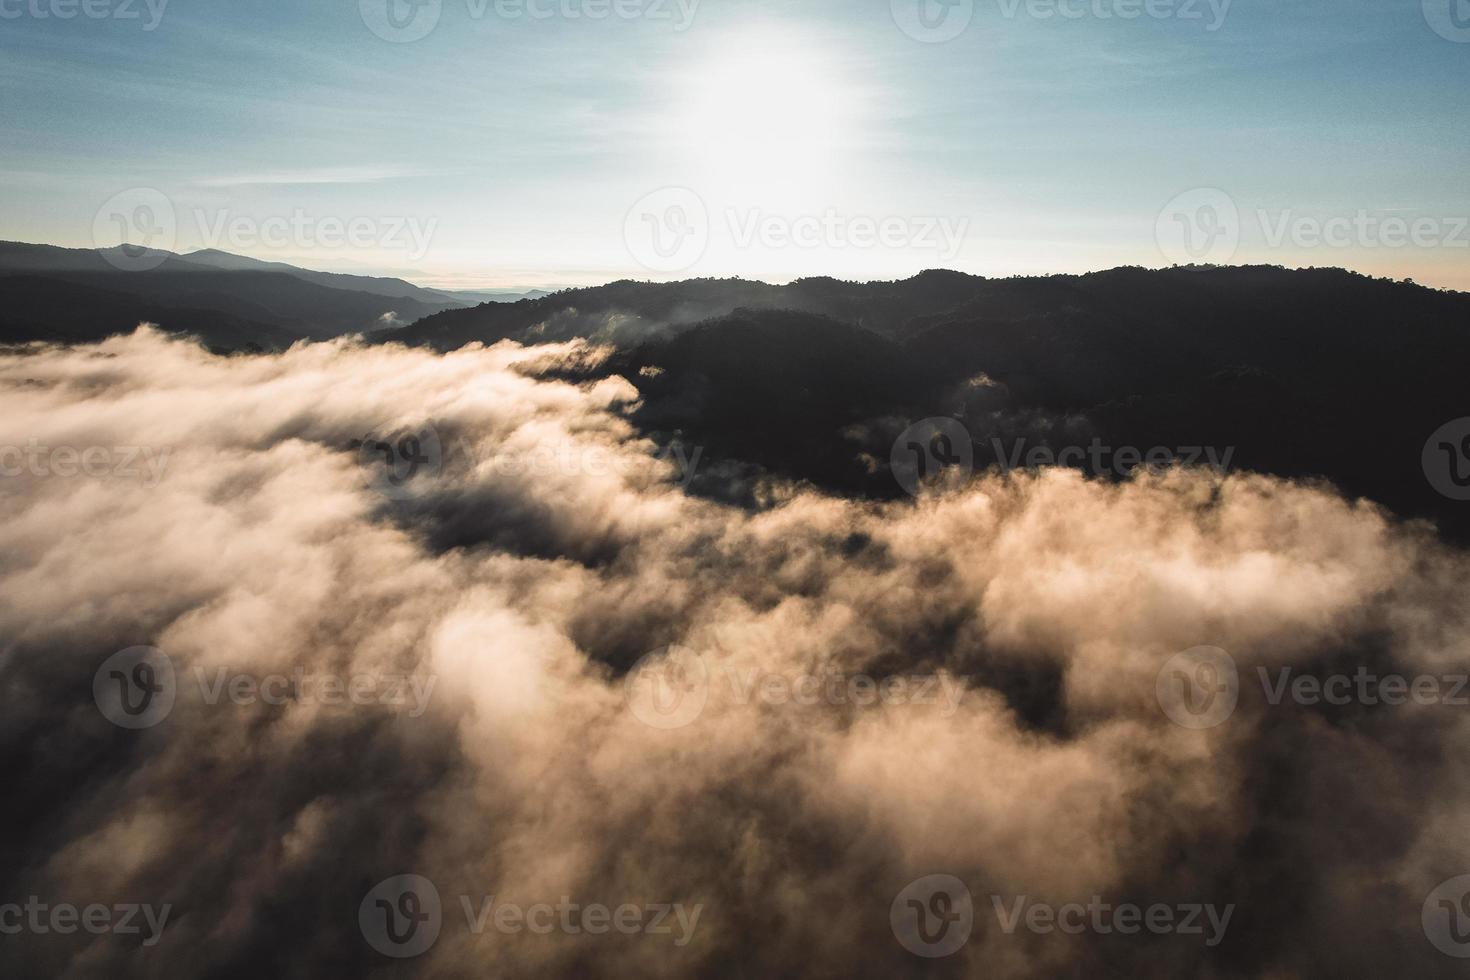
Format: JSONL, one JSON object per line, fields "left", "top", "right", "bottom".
{"left": 191, "top": 168, "right": 440, "bottom": 188}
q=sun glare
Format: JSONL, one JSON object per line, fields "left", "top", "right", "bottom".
{"left": 677, "top": 33, "right": 858, "bottom": 204}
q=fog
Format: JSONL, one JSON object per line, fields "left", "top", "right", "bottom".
{"left": 2, "top": 328, "right": 1468, "bottom": 978}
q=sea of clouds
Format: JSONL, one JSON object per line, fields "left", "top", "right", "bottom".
{"left": 1, "top": 327, "right": 1468, "bottom": 978}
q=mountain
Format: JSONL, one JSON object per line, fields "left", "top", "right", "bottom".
{"left": 7, "top": 247, "right": 1468, "bottom": 541}
{"left": 0, "top": 241, "right": 186, "bottom": 275}
{"left": 441, "top": 287, "right": 554, "bottom": 305}
{"left": 0, "top": 241, "right": 465, "bottom": 347}
{"left": 383, "top": 270, "right": 987, "bottom": 351}
{"left": 179, "top": 248, "right": 467, "bottom": 306}
{"left": 0, "top": 274, "right": 299, "bottom": 351}
{"left": 388, "top": 265, "right": 1470, "bottom": 543}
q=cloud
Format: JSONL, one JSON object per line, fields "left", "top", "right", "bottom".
{"left": 0, "top": 328, "right": 1467, "bottom": 977}
{"left": 192, "top": 168, "right": 434, "bottom": 188}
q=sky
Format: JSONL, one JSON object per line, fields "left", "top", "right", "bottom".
{"left": 2, "top": 0, "right": 1468, "bottom": 290}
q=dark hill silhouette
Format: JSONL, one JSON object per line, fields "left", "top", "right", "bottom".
{"left": 422, "top": 265, "right": 1470, "bottom": 543}
{"left": 0, "top": 275, "right": 298, "bottom": 351}
{"left": 0, "top": 241, "right": 463, "bottom": 344}
{"left": 384, "top": 269, "right": 996, "bottom": 350}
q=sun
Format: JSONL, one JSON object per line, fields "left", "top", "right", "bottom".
{"left": 676, "top": 32, "right": 859, "bottom": 204}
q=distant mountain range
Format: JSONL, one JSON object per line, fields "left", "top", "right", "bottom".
{"left": 0, "top": 241, "right": 548, "bottom": 349}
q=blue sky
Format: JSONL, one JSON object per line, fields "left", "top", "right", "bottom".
{"left": 2, "top": 0, "right": 1468, "bottom": 289}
